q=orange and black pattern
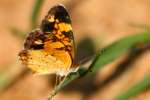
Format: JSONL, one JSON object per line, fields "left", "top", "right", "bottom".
{"left": 24, "top": 5, "right": 74, "bottom": 58}
{"left": 19, "top": 4, "right": 76, "bottom": 76}
{"left": 41, "top": 5, "right": 74, "bottom": 59}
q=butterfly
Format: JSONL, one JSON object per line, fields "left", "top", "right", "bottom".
{"left": 19, "top": 4, "right": 78, "bottom": 76}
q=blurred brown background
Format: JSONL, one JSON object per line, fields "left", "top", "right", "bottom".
{"left": 0, "top": 0, "right": 150, "bottom": 100}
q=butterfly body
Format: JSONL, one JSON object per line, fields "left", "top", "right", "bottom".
{"left": 19, "top": 4, "right": 77, "bottom": 76}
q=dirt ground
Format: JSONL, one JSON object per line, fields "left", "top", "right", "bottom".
{"left": 0, "top": 0, "right": 150, "bottom": 100}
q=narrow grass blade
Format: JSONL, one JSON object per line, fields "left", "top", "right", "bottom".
{"left": 88, "top": 32, "right": 150, "bottom": 73}
{"left": 48, "top": 31, "right": 150, "bottom": 99}
{"left": 115, "top": 74, "right": 150, "bottom": 100}
{"left": 31, "top": 0, "right": 45, "bottom": 28}
{"left": 10, "top": 27, "right": 26, "bottom": 38}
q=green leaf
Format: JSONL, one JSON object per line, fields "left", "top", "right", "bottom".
{"left": 31, "top": 0, "right": 45, "bottom": 29}
{"left": 115, "top": 74, "right": 150, "bottom": 100}
{"left": 0, "top": 72, "right": 10, "bottom": 89}
{"left": 48, "top": 31, "right": 150, "bottom": 99}
{"left": 88, "top": 32, "right": 150, "bottom": 73}
{"left": 10, "top": 27, "right": 26, "bottom": 38}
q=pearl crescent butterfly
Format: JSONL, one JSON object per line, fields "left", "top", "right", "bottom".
{"left": 19, "top": 4, "right": 78, "bottom": 76}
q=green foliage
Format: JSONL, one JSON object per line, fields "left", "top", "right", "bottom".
{"left": 10, "top": 0, "right": 45, "bottom": 38}
{"left": 31, "top": 0, "right": 45, "bottom": 29}
{"left": 88, "top": 32, "right": 150, "bottom": 73}
{"left": 10, "top": 27, "right": 26, "bottom": 38}
{"left": 48, "top": 32, "right": 150, "bottom": 99}
{"left": 0, "top": 0, "right": 45, "bottom": 91}
{"left": 2, "top": 0, "right": 150, "bottom": 99}
{"left": 0, "top": 72, "right": 10, "bottom": 89}
{"left": 115, "top": 74, "right": 150, "bottom": 100}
